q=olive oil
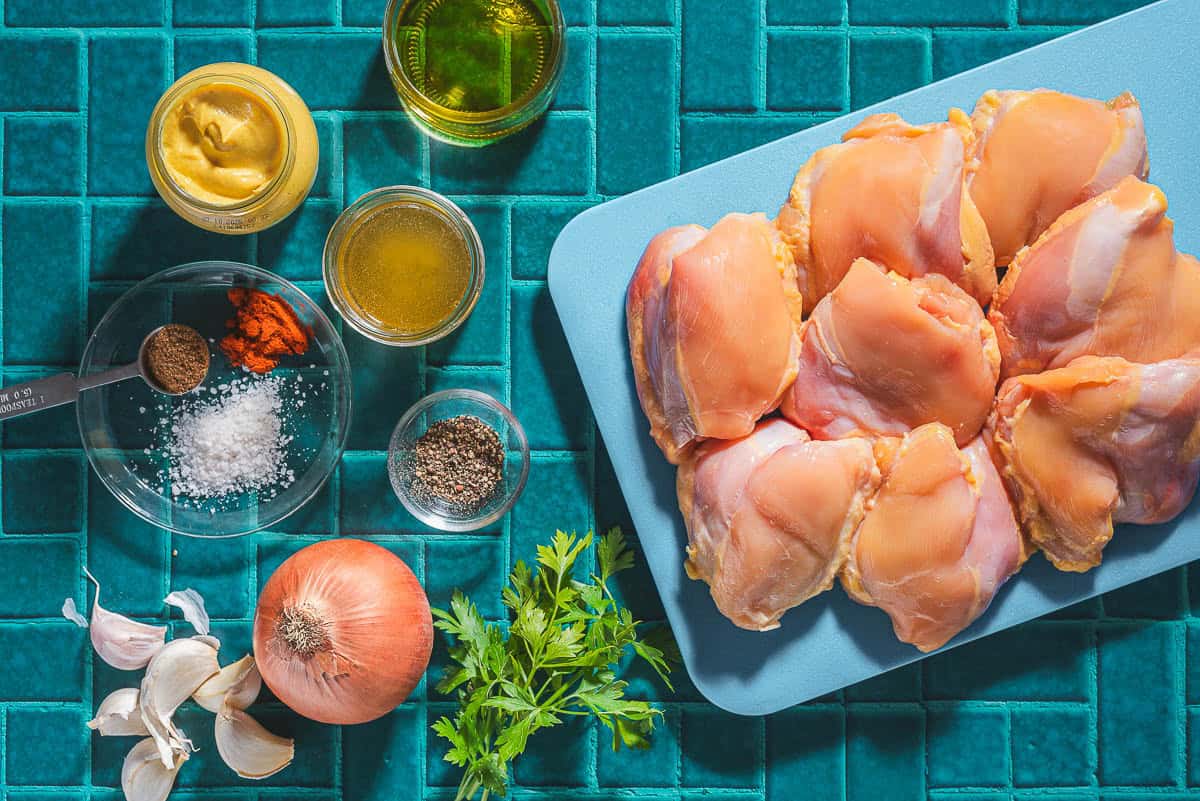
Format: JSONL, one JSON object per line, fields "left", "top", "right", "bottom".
{"left": 384, "top": 0, "right": 564, "bottom": 144}
{"left": 336, "top": 200, "right": 471, "bottom": 336}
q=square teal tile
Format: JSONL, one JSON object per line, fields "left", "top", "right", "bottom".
{"left": 7, "top": 0, "right": 160, "bottom": 25}
{"left": 3, "top": 201, "right": 83, "bottom": 365}
{"left": 598, "top": 706, "right": 679, "bottom": 786}
{"left": 933, "top": 30, "right": 1064, "bottom": 80}
{"left": 767, "top": 31, "right": 847, "bottom": 111}
{"left": 5, "top": 707, "right": 87, "bottom": 785}
{"left": 1020, "top": 0, "right": 1153, "bottom": 24}
{"left": 1188, "top": 622, "right": 1200, "bottom": 704}
{"left": 258, "top": 33, "right": 395, "bottom": 110}
{"left": 339, "top": 452, "right": 426, "bottom": 534}
{"left": 90, "top": 201, "right": 254, "bottom": 279}
{"left": 1098, "top": 622, "right": 1182, "bottom": 785}
{"left": 844, "top": 662, "right": 921, "bottom": 701}
{"left": 0, "top": 34, "right": 82, "bottom": 111}
{"left": 427, "top": 202, "right": 508, "bottom": 366}
{"left": 558, "top": 0, "right": 594, "bottom": 24}
{"left": 681, "top": 707, "right": 762, "bottom": 788}
{"left": 4, "top": 452, "right": 83, "bottom": 533}
{"left": 170, "top": 533, "right": 250, "bottom": 619}
{"left": 767, "top": 0, "right": 843, "bottom": 24}
{"left": 1103, "top": 568, "right": 1184, "bottom": 619}
{"left": 4, "top": 117, "right": 83, "bottom": 195}
{"left": 425, "top": 538, "right": 506, "bottom": 617}
{"left": 345, "top": 333, "right": 422, "bottom": 449}
{"left": 682, "top": 0, "right": 758, "bottom": 110}
{"left": 88, "top": 35, "right": 168, "bottom": 195}
{"left": 597, "top": 32, "right": 675, "bottom": 194}
{"left": 2, "top": 369, "right": 82, "bottom": 448}
{"left": 343, "top": 706, "right": 424, "bottom": 801}
{"left": 0, "top": 538, "right": 79, "bottom": 617}
{"left": 509, "top": 456, "right": 590, "bottom": 569}
{"left": 1012, "top": 705, "right": 1093, "bottom": 787}
{"left": 553, "top": 29, "right": 593, "bottom": 111}
{"left": 174, "top": 0, "right": 252, "bottom": 26}
{"left": 343, "top": 114, "right": 424, "bottom": 200}
{"left": 928, "top": 705, "right": 1010, "bottom": 787}
{"left": 681, "top": 115, "right": 827, "bottom": 172}
{"left": 1187, "top": 709, "right": 1200, "bottom": 786}
{"left": 514, "top": 716, "right": 593, "bottom": 787}
{"left": 174, "top": 32, "right": 254, "bottom": 75}
{"left": 258, "top": 0, "right": 337, "bottom": 26}
{"left": 270, "top": 473, "right": 337, "bottom": 534}
{"left": 511, "top": 284, "right": 591, "bottom": 450}
{"left": 846, "top": 707, "right": 924, "bottom": 801}
{"left": 344, "top": 0, "right": 384, "bottom": 26}
{"left": 0, "top": 623, "right": 86, "bottom": 700}
{"left": 88, "top": 473, "right": 170, "bottom": 615}
{"left": 850, "top": 0, "right": 1009, "bottom": 25}
{"left": 924, "top": 622, "right": 1091, "bottom": 701}
{"left": 766, "top": 706, "right": 844, "bottom": 801}
{"left": 425, "top": 366, "right": 507, "bottom": 399}
{"left": 432, "top": 115, "right": 592, "bottom": 196}
{"left": 512, "top": 201, "right": 594, "bottom": 280}
{"left": 851, "top": 32, "right": 930, "bottom": 110}
{"left": 258, "top": 198, "right": 341, "bottom": 281}
{"left": 599, "top": 0, "right": 674, "bottom": 24}
{"left": 310, "top": 113, "right": 340, "bottom": 198}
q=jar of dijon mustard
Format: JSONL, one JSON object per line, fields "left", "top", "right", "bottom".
{"left": 146, "top": 63, "right": 318, "bottom": 234}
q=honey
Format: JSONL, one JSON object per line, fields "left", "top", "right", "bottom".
{"left": 324, "top": 187, "right": 484, "bottom": 346}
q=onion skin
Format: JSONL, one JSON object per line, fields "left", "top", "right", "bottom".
{"left": 252, "top": 538, "right": 433, "bottom": 725}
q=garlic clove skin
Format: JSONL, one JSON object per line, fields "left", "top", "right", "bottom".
{"left": 165, "top": 589, "right": 210, "bottom": 636}
{"left": 140, "top": 637, "right": 219, "bottom": 768}
{"left": 122, "top": 737, "right": 185, "bottom": 801}
{"left": 193, "top": 655, "right": 261, "bottom": 713}
{"left": 83, "top": 570, "right": 167, "bottom": 671}
{"left": 214, "top": 702, "right": 294, "bottom": 780}
{"left": 62, "top": 597, "right": 89, "bottom": 628}
{"left": 88, "top": 688, "right": 150, "bottom": 736}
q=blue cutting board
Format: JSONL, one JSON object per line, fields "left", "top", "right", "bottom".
{"left": 547, "top": 0, "right": 1200, "bottom": 716}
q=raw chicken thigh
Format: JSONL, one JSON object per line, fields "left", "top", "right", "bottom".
{"left": 989, "top": 355, "right": 1200, "bottom": 572}
{"left": 626, "top": 213, "right": 803, "bottom": 463}
{"left": 776, "top": 112, "right": 995, "bottom": 309}
{"left": 989, "top": 177, "right": 1200, "bottom": 380}
{"left": 841, "top": 424, "right": 1026, "bottom": 652}
{"left": 782, "top": 258, "right": 1000, "bottom": 446}
{"left": 967, "top": 89, "right": 1148, "bottom": 265}
{"left": 678, "top": 418, "right": 879, "bottom": 631}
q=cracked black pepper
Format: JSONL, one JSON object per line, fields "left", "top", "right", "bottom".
{"left": 411, "top": 415, "right": 504, "bottom": 511}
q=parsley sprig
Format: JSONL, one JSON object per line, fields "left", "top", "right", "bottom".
{"left": 431, "top": 528, "right": 676, "bottom": 801}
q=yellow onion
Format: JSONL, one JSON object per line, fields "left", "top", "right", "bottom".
{"left": 252, "top": 539, "right": 432, "bottom": 725}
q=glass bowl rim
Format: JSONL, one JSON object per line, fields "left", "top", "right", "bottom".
{"left": 77, "top": 260, "right": 353, "bottom": 539}
{"left": 388, "top": 388, "right": 531, "bottom": 532}
{"left": 322, "top": 185, "right": 486, "bottom": 347}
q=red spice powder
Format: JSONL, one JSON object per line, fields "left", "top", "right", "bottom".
{"left": 220, "top": 288, "right": 311, "bottom": 374}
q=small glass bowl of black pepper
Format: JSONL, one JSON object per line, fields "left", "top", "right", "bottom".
{"left": 388, "top": 389, "right": 530, "bottom": 532}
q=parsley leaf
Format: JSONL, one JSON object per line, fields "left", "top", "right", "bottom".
{"left": 431, "top": 528, "right": 677, "bottom": 800}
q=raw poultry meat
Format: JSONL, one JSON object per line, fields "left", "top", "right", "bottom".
{"left": 678, "top": 418, "right": 879, "bottom": 631}
{"left": 626, "top": 213, "right": 803, "bottom": 463}
{"left": 841, "top": 424, "right": 1026, "bottom": 652}
{"left": 989, "top": 176, "right": 1200, "bottom": 380}
{"left": 776, "top": 112, "right": 995, "bottom": 309}
{"left": 781, "top": 258, "right": 1000, "bottom": 446}
{"left": 967, "top": 89, "right": 1148, "bottom": 265}
{"left": 988, "top": 355, "right": 1200, "bottom": 572}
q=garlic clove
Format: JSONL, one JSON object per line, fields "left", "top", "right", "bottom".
{"left": 194, "top": 633, "right": 222, "bottom": 652}
{"left": 193, "top": 655, "right": 261, "bottom": 713}
{"left": 122, "top": 737, "right": 185, "bottom": 801}
{"left": 140, "top": 636, "right": 219, "bottom": 768}
{"left": 84, "top": 569, "right": 167, "bottom": 671}
{"left": 165, "top": 588, "right": 210, "bottom": 636}
{"left": 87, "top": 687, "right": 150, "bottom": 736}
{"left": 62, "top": 597, "right": 89, "bottom": 628}
{"left": 214, "top": 702, "right": 295, "bottom": 780}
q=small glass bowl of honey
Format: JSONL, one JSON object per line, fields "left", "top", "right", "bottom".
{"left": 323, "top": 186, "right": 485, "bottom": 346}
{"left": 382, "top": 0, "right": 566, "bottom": 146}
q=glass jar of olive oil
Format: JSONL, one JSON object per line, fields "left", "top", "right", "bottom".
{"left": 382, "top": 0, "right": 566, "bottom": 146}
{"left": 323, "top": 187, "right": 485, "bottom": 346}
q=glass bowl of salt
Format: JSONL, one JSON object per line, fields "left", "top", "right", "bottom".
{"left": 77, "top": 261, "right": 352, "bottom": 538}
{"left": 388, "top": 389, "right": 530, "bottom": 532}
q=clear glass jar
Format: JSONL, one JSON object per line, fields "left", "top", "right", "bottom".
{"left": 382, "top": 0, "right": 566, "bottom": 146}
{"left": 145, "top": 63, "right": 319, "bottom": 234}
{"left": 323, "top": 186, "right": 486, "bottom": 346}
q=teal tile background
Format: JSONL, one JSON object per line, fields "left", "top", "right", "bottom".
{"left": 0, "top": 0, "right": 1184, "bottom": 798}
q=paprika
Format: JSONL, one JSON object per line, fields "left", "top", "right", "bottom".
{"left": 220, "top": 288, "right": 310, "bottom": 373}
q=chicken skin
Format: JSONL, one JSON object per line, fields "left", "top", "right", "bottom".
{"left": 776, "top": 112, "right": 995, "bottom": 309}
{"left": 989, "top": 177, "right": 1200, "bottom": 380}
{"left": 988, "top": 355, "right": 1200, "bottom": 573}
{"left": 967, "top": 89, "right": 1148, "bottom": 265}
{"left": 627, "top": 213, "right": 804, "bottom": 463}
{"left": 841, "top": 424, "right": 1026, "bottom": 652}
{"left": 678, "top": 418, "right": 880, "bottom": 631}
{"left": 781, "top": 259, "right": 1000, "bottom": 446}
